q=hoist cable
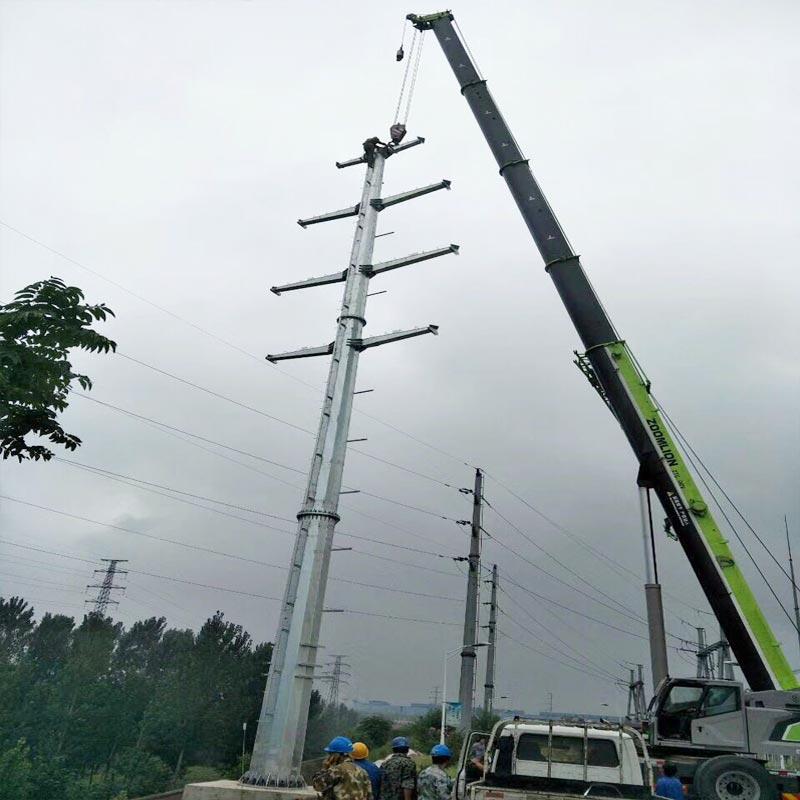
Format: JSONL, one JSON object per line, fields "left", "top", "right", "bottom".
{"left": 392, "top": 29, "right": 417, "bottom": 125}
{"left": 402, "top": 30, "right": 425, "bottom": 125}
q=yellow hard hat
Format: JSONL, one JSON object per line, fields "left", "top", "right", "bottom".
{"left": 352, "top": 742, "right": 369, "bottom": 760}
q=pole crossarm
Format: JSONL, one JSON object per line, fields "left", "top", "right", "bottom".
{"left": 361, "top": 244, "right": 459, "bottom": 277}
{"left": 349, "top": 325, "right": 438, "bottom": 351}
{"left": 371, "top": 179, "right": 451, "bottom": 211}
{"left": 336, "top": 137, "right": 425, "bottom": 169}
{"left": 297, "top": 204, "right": 360, "bottom": 229}
{"left": 271, "top": 269, "right": 348, "bottom": 295}
{"left": 266, "top": 342, "right": 334, "bottom": 363}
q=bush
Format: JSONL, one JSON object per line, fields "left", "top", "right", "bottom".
{"left": 354, "top": 716, "right": 393, "bottom": 750}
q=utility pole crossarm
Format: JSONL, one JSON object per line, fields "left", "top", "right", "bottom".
{"left": 350, "top": 325, "right": 438, "bottom": 351}
{"left": 266, "top": 342, "right": 334, "bottom": 363}
{"left": 271, "top": 269, "right": 348, "bottom": 295}
{"left": 371, "top": 180, "right": 451, "bottom": 211}
{"left": 362, "top": 244, "right": 459, "bottom": 277}
{"left": 336, "top": 136, "right": 426, "bottom": 169}
{"left": 298, "top": 204, "right": 360, "bottom": 228}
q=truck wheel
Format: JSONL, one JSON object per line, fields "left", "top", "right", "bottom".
{"left": 692, "top": 756, "right": 776, "bottom": 800}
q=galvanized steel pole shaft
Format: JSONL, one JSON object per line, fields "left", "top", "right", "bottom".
{"left": 459, "top": 467, "right": 483, "bottom": 730}
{"left": 246, "top": 151, "right": 386, "bottom": 786}
{"left": 483, "top": 563, "right": 498, "bottom": 715}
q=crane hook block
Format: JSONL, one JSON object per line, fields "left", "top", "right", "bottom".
{"left": 390, "top": 123, "right": 407, "bottom": 145}
{"left": 396, "top": 45, "right": 405, "bottom": 62}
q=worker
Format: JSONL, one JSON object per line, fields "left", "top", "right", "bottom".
{"left": 380, "top": 736, "right": 417, "bottom": 800}
{"left": 352, "top": 741, "right": 381, "bottom": 800}
{"left": 312, "top": 736, "right": 373, "bottom": 800}
{"left": 654, "top": 762, "right": 684, "bottom": 800}
{"left": 417, "top": 744, "right": 453, "bottom": 800}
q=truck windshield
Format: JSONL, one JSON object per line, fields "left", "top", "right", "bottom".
{"left": 515, "top": 734, "right": 619, "bottom": 767}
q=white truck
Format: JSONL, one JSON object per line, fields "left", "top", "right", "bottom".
{"left": 456, "top": 719, "right": 655, "bottom": 800}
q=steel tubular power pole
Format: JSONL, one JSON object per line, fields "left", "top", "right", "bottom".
{"left": 483, "top": 563, "right": 498, "bottom": 715}
{"left": 411, "top": 10, "right": 798, "bottom": 692}
{"left": 245, "top": 152, "right": 385, "bottom": 786}
{"left": 246, "top": 137, "right": 453, "bottom": 786}
{"left": 459, "top": 468, "right": 483, "bottom": 730}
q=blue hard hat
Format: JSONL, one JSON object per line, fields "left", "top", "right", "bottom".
{"left": 431, "top": 744, "right": 452, "bottom": 758}
{"left": 324, "top": 736, "right": 354, "bottom": 754}
{"left": 392, "top": 736, "right": 411, "bottom": 749}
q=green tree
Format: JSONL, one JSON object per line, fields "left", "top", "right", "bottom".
{"left": 0, "top": 739, "right": 33, "bottom": 800}
{"left": 0, "top": 597, "right": 35, "bottom": 663}
{"left": 0, "top": 276, "right": 115, "bottom": 461}
{"left": 354, "top": 715, "right": 393, "bottom": 750}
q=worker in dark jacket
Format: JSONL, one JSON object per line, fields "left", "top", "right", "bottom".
{"left": 352, "top": 741, "right": 381, "bottom": 800}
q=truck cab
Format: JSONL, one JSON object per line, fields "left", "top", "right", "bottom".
{"left": 459, "top": 719, "right": 653, "bottom": 800}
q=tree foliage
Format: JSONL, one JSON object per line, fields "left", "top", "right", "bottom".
{"left": 0, "top": 598, "right": 284, "bottom": 799}
{"left": 0, "top": 276, "right": 115, "bottom": 461}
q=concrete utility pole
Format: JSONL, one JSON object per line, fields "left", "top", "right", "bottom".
{"left": 85, "top": 559, "right": 128, "bottom": 615}
{"left": 483, "top": 563, "right": 498, "bottom": 715}
{"left": 786, "top": 516, "right": 800, "bottom": 662}
{"left": 637, "top": 475, "right": 669, "bottom": 692}
{"left": 458, "top": 467, "right": 483, "bottom": 731}
{"left": 696, "top": 628, "right": 709, "bottom": 678}
{"left": 243, "top": 135, "right": 457, "bottom": 787}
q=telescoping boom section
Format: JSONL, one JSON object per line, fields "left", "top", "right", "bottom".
{"left": 409, "top": 9, "right": 798, "bottom": 692}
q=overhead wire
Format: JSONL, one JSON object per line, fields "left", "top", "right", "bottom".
{"left": 0, "top": 220, "right": 474, "bottom": 471}
{"left": 657, "top": 401, "right": 800, "bottom": 594}
{"left": 484, "top": 497, "right": 647, "bottom": 621}
{"left": 0, "top": 499, "right": 464, "bottom": 599}
{"left": 483, "top": 471, "right": 712, "bottom": 617}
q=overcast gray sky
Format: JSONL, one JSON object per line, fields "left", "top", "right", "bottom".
{"left": 1, "top": 0, "right": 798, "bottom": 716}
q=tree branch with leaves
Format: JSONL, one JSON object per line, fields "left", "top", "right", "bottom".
{"left": 0, "top": 277, "right": 115, "bottom": 461}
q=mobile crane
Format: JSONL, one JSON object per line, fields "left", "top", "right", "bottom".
{"left": 408, "top": 10, "right": 800, "bottom": 799}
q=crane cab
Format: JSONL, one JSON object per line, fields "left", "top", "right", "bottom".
{"left": 648, "top": 678, "right": 748, "bottom": 752}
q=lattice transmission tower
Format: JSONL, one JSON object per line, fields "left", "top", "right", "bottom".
{"left": 85, "top": 559, "right": 128, "bottom": 615}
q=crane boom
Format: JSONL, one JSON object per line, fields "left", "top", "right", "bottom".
{"left": 410, "top": 10, "right": 798, "bottom": 692}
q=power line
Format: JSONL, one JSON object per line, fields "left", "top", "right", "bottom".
{"left": 1, "top": 219, "right": 475, "bottom": 471}
{"left": 0, "top": 500, "right": 463, "bottom": 600}
{"left": 481, "top": 525, "right": 646, "bottom": 625}
{"left": 658, "top": 403, "right": 800, "bottom": 597}
{"left": 484, "top": 499, "right": 646, "bottom": 621}
{"left": 483, "top": 471, "right": 712, "bottom": 617}
{"left": 497, "top": 585, "right": 620, "bottom": 681}
{"left": 497, "top": 631, "right": 618, "bottom": 687}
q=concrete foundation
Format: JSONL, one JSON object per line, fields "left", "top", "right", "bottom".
{"left": 182, "top": 780, "right": 318, "bottom": 800}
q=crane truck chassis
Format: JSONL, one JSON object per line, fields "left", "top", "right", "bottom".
{"left": 407, "top": 8, "right": 800, "bottom": 800}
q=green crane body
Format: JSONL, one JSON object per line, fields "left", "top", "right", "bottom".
{"left": 410, "top": 9, "right": 798, "bottom": 693}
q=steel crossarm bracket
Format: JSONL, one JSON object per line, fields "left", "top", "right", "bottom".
{"left": 271, "top": 269, "right": 347, "bottom": 295}
{"left": 335, "top": 155, "right": 367, "bottom": 170}
{"left": 389, "top": 136, "right": 425, "bottom": 155}
{"left": 335, "top": 137, "right": 425, "bottom": 169}
{"left": 349, "top": 324, "right": 438, "bottom": 351}
{"left": 297, "top": 204, "right": 359, "bottom": 228}
{"left": 266, "top": 342, "right": 334, "bottom": 363}
{"left": 361, "top": 244, "right": 459, "bottom": 277}
{"left": 370, "top": 180, "right": 451, "bottom": 211}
